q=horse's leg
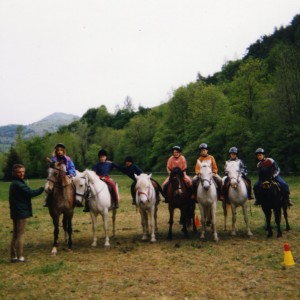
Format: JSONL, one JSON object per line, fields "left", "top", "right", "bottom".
{"left": 154, "top": 204, "right": 158, "bottom": 233}
{"left": 51, "top": 216, "right": 59, "bottom": 255}
{"left": 90, "top": 213, "right": 98, "bottom": 247}
{"left": 242, "top": 203, "right": 253, "bottom": 237}
{"left": 167, "top": 207, "right": 174, "bottom": 240}
{"left": 222, "top": 200, "right": 227, "bottom": 231}
{"left": 102, "top": 210, "right": 110, "bottom": 247}
{"left": 262, "top": 206, "right": 272, "bottom": 238}
{"left": 211, "top": 202, "right": 219, "bottom": 242}
{"left": 65, "top": 215, "right": 73, "bottom": 250}
{"left": 274, "top": 208, "right": 283, "bottom": 238}
{"left": 150, "top": 206, "right": 157, "bottom": 243}
{"left": 199, "top": 204, "right": 206, "bottom": 240}
{"left": 111, "top": 209, "right": 117, "bottom": 237}
{"left": 181, "top": 207, "right": 189, "bottom": 238}
{"left": 140, "top": 209, "right": 148, "bottom": 241}
{"left": 282, "top": 205, "right": 290, "bottom": 231}
{"left": 231, "top": 204, "right": 237, "bottom": 236}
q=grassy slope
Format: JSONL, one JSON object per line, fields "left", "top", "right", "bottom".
{"left": 0, "top": 175, "right": 299, "bottom": 300}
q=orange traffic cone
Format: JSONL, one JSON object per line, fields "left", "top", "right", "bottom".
{"left": 283, "top": 242, "right": 295, "bottom": 266}
{"left": 195, "top": 215, "right": 201, "bottom": 227}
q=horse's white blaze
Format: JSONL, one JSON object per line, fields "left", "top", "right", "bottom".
{"left": 224, "top": 160, "right": 252, "bottom": 237}
{"left": 74, "top": 170, "right": 117, "bottom": 247}
{"left": 196, "top": 161, "right": 218, "bottom": 242}
{"left": 135, "top": 173, "right": 157, "bottom": 243}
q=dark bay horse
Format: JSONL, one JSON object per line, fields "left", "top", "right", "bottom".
{"left": 256, "top": 164, "right": 290, "bottom": 238}
{"left": 47, "top": 161, "right": 76, "bottom": 255}
{"left": 167, "top": 167, "right": 195, "bottom": 240}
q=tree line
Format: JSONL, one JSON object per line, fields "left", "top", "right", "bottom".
{"left": 1, "top": 15, "right": 300, "bottom": 180}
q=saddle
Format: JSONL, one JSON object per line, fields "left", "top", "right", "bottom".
{"left": 261, "top": 179, "right": 281, "bottom": 191}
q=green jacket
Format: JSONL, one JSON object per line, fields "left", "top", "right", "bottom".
{"left": 9, "top": 177, "right": 44, "bottom": 220}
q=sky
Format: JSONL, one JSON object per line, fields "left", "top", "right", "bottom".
{"left": 0, "top": 1, "right": 299, "bottom": 126}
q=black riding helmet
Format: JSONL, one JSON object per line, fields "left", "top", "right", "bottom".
{"left": 54, "top": 143, "right": 66, "bottom": 149}
{"left": 124, "top": 156, "right": 134, "bottom": 163}
{"left": 98, "top": 149, "right": 108, "bottom": 157}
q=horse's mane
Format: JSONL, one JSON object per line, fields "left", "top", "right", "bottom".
{"left": 83, "top": 169, "right": 101, "bottom": 183}
{"left": 170, "top": 167, "right": 184, "bottom": 178}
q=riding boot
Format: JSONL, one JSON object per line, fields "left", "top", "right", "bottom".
{"left": 113, "top": 200, "right": 119, "bottom": 209}
{"left": 83, "top": 199, "right": 90, "bottom": 212}
{"left": 75, "top": 200, "right": 84, "bottom": 207}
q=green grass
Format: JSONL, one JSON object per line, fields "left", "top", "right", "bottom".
{"left": 0, "top": 175, "right": 299, "bottom": 299}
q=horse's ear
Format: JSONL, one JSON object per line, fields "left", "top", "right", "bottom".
{"left": 148, "top": 173, "right": 152, "bottom": 179}
{"left": 46, "top": 157, "right": 51, "bottom": 163}
{"left": 134, "top": 174, "right": 139, "bottom": 180}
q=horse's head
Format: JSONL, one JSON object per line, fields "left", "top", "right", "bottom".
{"left": 198, "top": 160, "right": 212, "bottom": 191}
{"left": 73, "top": 171, "right": 88, "bottom": 203}
{"left": 47, "top": 161, "right": 69, "bottom": 190}
{"left": 135, "top": 173, "right": 153, "bottom": 204}
{"left": 170, "top": 167, "right": 184, "bottom": 195}
{"left": 225, "top": 160, "right": 241, "bottom": 189}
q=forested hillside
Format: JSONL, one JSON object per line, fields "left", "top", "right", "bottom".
{"left": 1, "top": 15, "right": 299, "bottom": 180}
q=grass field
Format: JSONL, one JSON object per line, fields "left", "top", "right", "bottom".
{"left": 0, "top": 175, "right": 299, "bottom": 300}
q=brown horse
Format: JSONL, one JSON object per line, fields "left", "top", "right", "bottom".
{"left": 167, "top": 167, "right": 195, "bottom": 240}
{"left": 47, "top": 161, "right": 76, "bottom": 255}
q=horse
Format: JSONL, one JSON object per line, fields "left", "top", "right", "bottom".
{"left": 166, "top": 167, "right": 194, "bottom": 240}
{"left": 74, "top": 170, "right": 117, "bottom": 247}
{"left": 46, "top": 161, "right": 76, "bottom": 255}
{"left": 134, "top": 173, "right": 159, "bottom": 242}
{"left": 222, "top": 160, "right": 253, "bottom": 237}
{"left": 255, "top": 163, "right": 290, "bottom": 238}
{"left": 196, "top": 160, "right": 219, "bottom": 242}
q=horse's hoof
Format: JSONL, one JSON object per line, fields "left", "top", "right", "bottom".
{"left": 248, "top": 232, "right": 253, "bottom": 237}
{"left": 150, "top": 239, "right": 157, "bottom": 243}
{"left": 231, "top": 232, "right": 237, "bottom": 236}
{"left": 277, "top": 233, "right": 283, "bottom": 238}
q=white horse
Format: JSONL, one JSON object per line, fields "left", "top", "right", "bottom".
{"left": 223, "top": 160, "right": 253, "bottom": 237}
{"left": 196, "top": 160, "right": 219, "bottom": 242}
{"left": 134, "top": 173, "right": 158, "bottom": 243}
{"left": 74, "top": 170, "right": 117, "bottom": 247}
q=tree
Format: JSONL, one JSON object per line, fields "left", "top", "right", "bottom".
{"left": 3, "top": 146, "right": 22, "bottom": 181}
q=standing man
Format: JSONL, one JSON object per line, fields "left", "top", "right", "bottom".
{"left": 9, "top": 164, "right": 44, "bottom": 263}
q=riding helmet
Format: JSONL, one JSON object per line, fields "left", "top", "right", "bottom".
{"left": 54, "top": 143, "right": 66, "bottom": 149}
{"left": 255, "top": 148, "right": 265, "bottom": 155}
{"left": 229, "top": 147, "right": 238, "bottom": 154}
{"left": 124, "top": 156, "right": 134, "bottom": 163}
{"left": 199, "top": 143, "right": 208, "bottom": 150}
{"left": 172, "top": 145, "right": 182, "bottom": 152}
{"left": 98, "top": 149, "right": 108, "bottom": 157}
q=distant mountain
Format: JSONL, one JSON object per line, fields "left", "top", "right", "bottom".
{"left": 0, "top": 112, "right": 79, "bottom": 152}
